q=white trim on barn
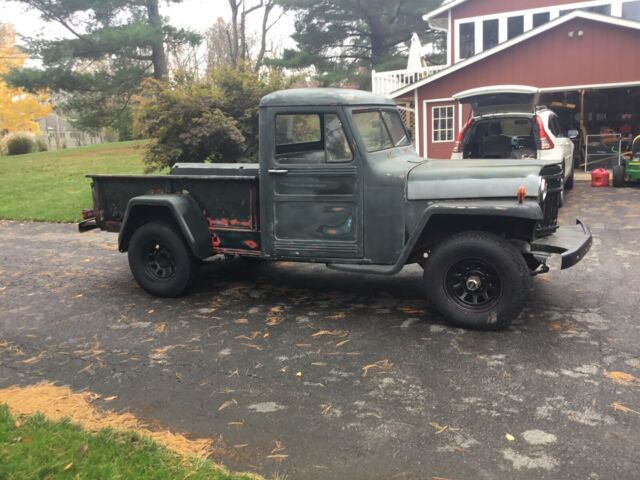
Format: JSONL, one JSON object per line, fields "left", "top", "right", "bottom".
{"left": 392, "top": 10, "right": 640, "bottom": 99}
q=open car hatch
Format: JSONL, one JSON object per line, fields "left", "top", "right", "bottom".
{"left": 453, "top": 85, "right": 540, "bottom": 116}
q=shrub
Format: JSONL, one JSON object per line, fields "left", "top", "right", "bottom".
{"left": 36, "top": 137, "right": 48, "bottom": 152}
{"left": 5, "top": 132, "right": 37, "bottom": 155}
{"left": 134, "top": 64, "right": 291, "bottom": 172}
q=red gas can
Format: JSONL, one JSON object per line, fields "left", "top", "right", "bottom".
{"left": 591, "top": 168, "right": 610, "bottom": 187}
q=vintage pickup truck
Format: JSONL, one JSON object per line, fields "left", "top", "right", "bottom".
{"left": 80, "top": 88, "right": 592, "bottom": 330}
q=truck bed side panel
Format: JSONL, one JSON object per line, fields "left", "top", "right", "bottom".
{"left": 89, "top": 174, "right": 261, "bottom": 256}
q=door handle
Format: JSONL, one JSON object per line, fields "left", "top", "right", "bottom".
{"left": 268, "top": 169, "right": 289, "bottom": 175}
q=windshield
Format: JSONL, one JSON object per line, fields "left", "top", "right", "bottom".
{"left": 353, "top": 110, "right": 411, "bottom": 153}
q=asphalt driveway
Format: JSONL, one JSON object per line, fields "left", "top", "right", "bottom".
{"left": 1, "top": 180, "right": 639, "bottom": 480}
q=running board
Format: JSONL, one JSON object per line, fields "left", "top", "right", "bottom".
{"left": 326, "top": 263, "right": 402, "bottom": 276}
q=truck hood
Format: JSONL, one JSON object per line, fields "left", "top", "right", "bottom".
{"left": 407, "top": 159, "right": 559, "bottom": 201}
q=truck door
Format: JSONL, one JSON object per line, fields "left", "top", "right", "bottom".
{"left": 261, "top": 108, "right": 363, "bottom": 260}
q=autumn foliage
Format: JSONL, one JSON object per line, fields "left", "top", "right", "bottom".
{"left": 0, "top": 24, "right": 51, "bottom": 135}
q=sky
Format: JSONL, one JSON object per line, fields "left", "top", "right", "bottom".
{"left": 0, "top": 0, "right": 295, "bottom": 49}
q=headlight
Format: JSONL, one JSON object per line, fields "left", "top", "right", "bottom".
{"left": 538, "top": 178, "right": 548, "bottom": 203}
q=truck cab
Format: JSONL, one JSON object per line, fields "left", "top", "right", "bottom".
{"left": 81, "top": 88, "right": 592, "bottom": 330}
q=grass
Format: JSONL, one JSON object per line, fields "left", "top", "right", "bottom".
{"left": 0, "top": 141, "right": 147, "bottom": 223}
{"left": 0, "top": 404, "right": 252, "bottom": 480}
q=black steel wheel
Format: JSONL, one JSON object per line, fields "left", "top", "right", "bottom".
{"left": 128, "top": 221, "right": 197, "bottom": 297}
{"left": 445, "top": 259, "right": 502, "bottom": 310}
{"left": 424, "top": 231, "right": 530, "bottom": 330}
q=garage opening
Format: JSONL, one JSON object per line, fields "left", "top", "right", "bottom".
{"left": 540, "top": 86, "right": 640, "bottom": 171}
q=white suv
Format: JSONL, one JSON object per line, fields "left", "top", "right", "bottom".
{"left": 451, "top": 86, "right": 576, "bottom": 189}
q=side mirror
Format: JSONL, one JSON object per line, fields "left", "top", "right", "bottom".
{"left": 568, "top": 129, "right": 579, "bottom": 139}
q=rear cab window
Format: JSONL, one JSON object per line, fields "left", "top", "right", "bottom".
{"left": 352, "top": 110, "right": 411, "bottom": 153}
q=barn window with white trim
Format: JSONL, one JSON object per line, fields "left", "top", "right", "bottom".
{"left": 432, "top": 106, "right": 455, "bottom": 142}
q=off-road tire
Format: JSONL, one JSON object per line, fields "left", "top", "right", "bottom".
{"left": 423, "top": 231, "right": 531, "bottom": 331}
{"left": 128, "top": 221, "right": 198, "bottom": 297}
{"left": 612, "top": 165, "right": 625, "bottom": 188}
{"left": 565, "top": 168, "right": 574, "bottom": 190}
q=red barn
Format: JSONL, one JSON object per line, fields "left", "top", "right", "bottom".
{"left": 373, "top": 0, "right": 640, "bottom": 163}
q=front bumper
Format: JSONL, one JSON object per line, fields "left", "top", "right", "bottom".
{"left": 531, "top": 220, "right": 592, "bottom": 270}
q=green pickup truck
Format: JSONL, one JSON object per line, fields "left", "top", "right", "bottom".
{"left": 80, "top": 88, "right": 592, "bottom": 330}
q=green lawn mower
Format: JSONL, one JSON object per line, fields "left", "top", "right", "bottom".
{"left": 613, "top": 135, "right": 640, "bottom": 187}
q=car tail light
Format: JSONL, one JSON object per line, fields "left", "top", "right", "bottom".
{"left": 535, "top": 116, "right": 555, "bottom": 150}
{"left": 452, "top": 118, "right": 473, "bottom": 154}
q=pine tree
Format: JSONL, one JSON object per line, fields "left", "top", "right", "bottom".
{"left": 5, "top": 0, "right": 200, "bottom": 133}
{"left": 274, "top": 0, "right": 443, "bottom": 87}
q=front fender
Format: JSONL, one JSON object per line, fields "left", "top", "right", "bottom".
{"left": 118, "top": 194, "right": 213, "bottom": 259}
{"left": 403, "top": 199, "right": 542, "bottom": 263}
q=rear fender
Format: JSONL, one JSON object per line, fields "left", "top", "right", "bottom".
{"left": 118, "top": 194, "right": 213, "bottom": 259}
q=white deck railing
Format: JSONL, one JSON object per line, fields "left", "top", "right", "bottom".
{"left": 372, "top": 65, "right": 448, "bottom": 96}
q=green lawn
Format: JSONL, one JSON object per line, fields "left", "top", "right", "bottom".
{"left": 0, "top": 405, "right": 252, "bottom": 480}
{"left": 0, "top": 141, "right": 147, "bottom": 223}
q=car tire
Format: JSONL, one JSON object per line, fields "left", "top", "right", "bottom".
{"left": 423, "top": 231, "right": 531, "bottom": 331}
{"left": 128, "top": 221, "right": 198, "bottom": 297}
{"left": 565, "top": 168, "right": 574, "bottom": 190}
{"left": 612, "top": 165, "right": 625, "bottom": 188}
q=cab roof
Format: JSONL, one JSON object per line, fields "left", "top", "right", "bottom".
{"left": 259, "top": 88, "right": 395, "bottom": 108}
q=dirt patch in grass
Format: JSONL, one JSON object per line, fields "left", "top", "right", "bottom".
{"left": 0, "top": 382, "right": 214, "bottom": 459}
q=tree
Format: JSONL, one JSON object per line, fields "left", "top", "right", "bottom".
{"left": 134, "top": 65, "right": 290, "bottom": 171}
{"left": 205, "top": 1, "right": 284, "bottom": 72}
{"left": 0, "top": 24, "right": 51, "bottom": 134}
{"left": 274, "top": 0, "right": 443, "bottom": 87}
{"left": 5, "top": 0, "right": 200, "bottom": 133}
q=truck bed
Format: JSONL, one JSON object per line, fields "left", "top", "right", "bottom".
{"left": 87, "top": 163, "right": 261, "bottom": 256}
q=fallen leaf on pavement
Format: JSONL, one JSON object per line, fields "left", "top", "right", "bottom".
{"left": 606, "top": 371, "right": 639, "bottom": 385}
{"left": 610, "top": 402, "right": 640, "bottom": 416}
{"left": 266, "top": 454, "right": 288, "bottom": 460}
{"left": 266, "top": 307, "right": 283, "bottom": 326}
{"left": 21, "top": 354, "right": 44, "bottom": 365}
{"left": 312, "top": 329, "right": 348, "bottom": 338}
{"left": 218, "top": 399, "right": 237, "bottom": 411}
{"left": 429, "top": 422, "right": 448, "bottom": 434}
{"left": 362, "top": 359, "right": 393, "bottom": 377}
{"left": 399, "top": 307, "right": 424, "bottom": 315}
{"left": 505, "top": 433, "right": 515, "bottom": 441}
{"left": 154, "top": 323, "right": 166, "bottom": 333}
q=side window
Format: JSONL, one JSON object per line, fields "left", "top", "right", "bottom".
{"left": 275, "top": 113, "right": 352, "bottom": 164}
{"left": 352, "top": 111, "right": 394, "bottom": 152}
{"left": 554, "top": 116, "right": 566, "bottom": 138}
{"left": 548, "top": 115, "right": 565, "bottom": 138}
{"left": 381, "top": 111, "right": 411, "bottom": 147}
